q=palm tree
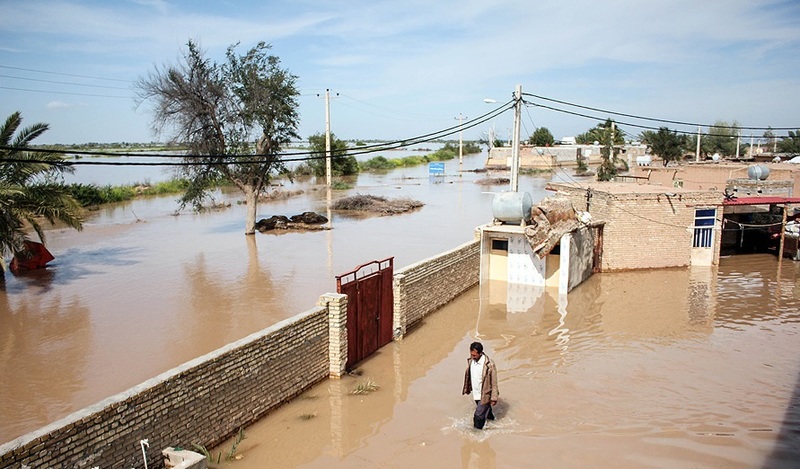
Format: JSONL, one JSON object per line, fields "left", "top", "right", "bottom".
{"left": 0, "top": 111, "right": 82, "bottom": 271}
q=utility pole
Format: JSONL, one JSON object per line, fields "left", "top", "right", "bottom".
{"left": 695, "top": 126, "right": 701, "bottom": 162}
{"left": 324, "top": 89, "right": 332, "bottom": 187}
{"left": 510, "top": 84, "right": 522, "bottom": 192}
{"left": 455, "top": 113, "right": 467, "bottom": 164}
{"left": 735, "top": 130, "right": 741, "bottom": 159}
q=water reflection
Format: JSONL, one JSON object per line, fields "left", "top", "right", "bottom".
{"left": 0, "top": 294, "right": 91, "bottom": 441}
{"left": 460, "top": 439, "right": 496, "bottom": 468}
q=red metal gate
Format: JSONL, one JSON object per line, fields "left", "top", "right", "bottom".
{"left": 336, "top": 257, "right": 394, "bottom": 369}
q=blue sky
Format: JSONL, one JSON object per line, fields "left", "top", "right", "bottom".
{"left": 1, "top": 0, "right": 799, "bottom": 144}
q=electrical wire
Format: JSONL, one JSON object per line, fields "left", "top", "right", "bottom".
{"left": 522, "top": 92, "right": 799, "bottom": 131}
{"left": 524, "top": 100, "right": 769, "bottom": 139}
{"left": 0, "top": 100, "right": 515, "bottom": 167}
{"left": 0, "top": 64, "right": 132, "bottom": 83}
{"left": 0, "top": 85, "right": 130, "bottom": 99}
{"left": 0, "top": 74, "right": 131, "bottom": 90}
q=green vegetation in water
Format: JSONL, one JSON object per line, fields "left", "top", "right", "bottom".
{"left": 67, "top": 179, "right": 191, "bottom": 206}
{"left": 34, "top": 142, "right": 188, "bottom": 153}
{"left": 225, "top": 427, "right": 247, "bottom": 461}
{"left": 192, "top": 443, "right": 222, "bottom": 465}
{"left": 350, "top": 378, "right": 380, "bottom": 395}
{"left": 331, "top": 180, "right": 352, "bottom": 190}
{"left": 358, "top": 142, "right": 482, "bottom": 173}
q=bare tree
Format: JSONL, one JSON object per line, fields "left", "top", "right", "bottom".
{"left": 136, "top": 40, "right": 300, "bottom": 234}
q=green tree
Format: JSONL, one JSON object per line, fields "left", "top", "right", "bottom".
{"left": 777, "top": 130, "right": 800, "bottom": 154}
{"left": 528, "top": 127, "right": 555, "bottom": 146}
{"left": 136, "top": 40, "right": 300, "bottom": 235}
{"left": 763, "top": 127, "right": 777, "bottom": 153}
{"left": 306, "top": 132, "right": 358, "bottom": 177}
{"left": 575, "top": 119, "right": 624, "bottom": 145}
{"left": 0, "top": 112, "right": 83, "bottom": 267}
{"left": 640, "top": 127, "right": 687, "bottom": 167}
{"left": 705, "top": 120, "right": 740, "bottom": 157}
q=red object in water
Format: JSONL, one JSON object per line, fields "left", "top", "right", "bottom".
{"left": 10, "top": 241, "right": 55, "bottom": 272}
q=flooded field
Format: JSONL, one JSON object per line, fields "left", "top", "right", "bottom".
{"left": 211, "top": 255, "right": 800, "bottom": 468}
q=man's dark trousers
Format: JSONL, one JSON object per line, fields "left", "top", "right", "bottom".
{"left": 473, "top": 401, "right": 495, "bottom": 429}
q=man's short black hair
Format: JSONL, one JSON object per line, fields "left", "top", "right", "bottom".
{"left": 470, "top": 341, "right": 483, "bottom": 354}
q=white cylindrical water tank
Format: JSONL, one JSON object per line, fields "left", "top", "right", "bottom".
{"left": 492, "top": 191, "right": 532, "bottom": 223}
{"left": 747, "top": 164, "right": 770, "bottom": 180}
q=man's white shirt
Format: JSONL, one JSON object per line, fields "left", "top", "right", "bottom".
{"left": 470, "top": 354, "right": 486, "bottom": 400}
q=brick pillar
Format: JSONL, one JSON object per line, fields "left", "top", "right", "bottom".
{"left": 319, "top": 293, "right": 348, "bottom": 378}
{"left": 392, "top": 274, "right": 406, "bottom": 340}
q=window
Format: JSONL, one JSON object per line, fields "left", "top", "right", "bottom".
{"left": 693, "top": 208, "right": 716, "bottom": 248}
{"left": 491, "top": 238, "right": 508, "bottom": 251}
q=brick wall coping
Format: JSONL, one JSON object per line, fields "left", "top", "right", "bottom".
{"left": 0, "top": 305, "right": 327, "bottom": 454}
{"left": 395, "top": 239, "right": 479, "bottom": 276}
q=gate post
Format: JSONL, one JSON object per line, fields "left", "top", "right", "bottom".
{"left": 319, "top": 293, "right": 348, "bottom": 378}
{"left": 392, "top": 273, "right": 407, "bottom": 341}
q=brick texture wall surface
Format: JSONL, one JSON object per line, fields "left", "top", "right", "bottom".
{"left": 0, "top": 307, "right": 330, "bottom": 469}
{"left": 393, "top": 240, "right": 480, "bottom": 337}
{"left": 556, "top": 187, "right": 721, "bottom": 270}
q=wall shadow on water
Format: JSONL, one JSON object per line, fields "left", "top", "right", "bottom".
{"left": 763, "top": 349, "right": 800, "bottom": 468}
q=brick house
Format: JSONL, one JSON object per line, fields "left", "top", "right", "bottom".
{"left": 547, "top": 182, "right": 724, "bottom": 270}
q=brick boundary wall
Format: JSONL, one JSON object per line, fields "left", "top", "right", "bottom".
{"left": 393, "top": 239, "right": 480, "bottom": 338}
{"left": 0, "top": 299, "right": 344, "bottom": 469}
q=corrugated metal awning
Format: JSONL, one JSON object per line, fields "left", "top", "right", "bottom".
{"left": 723, "top": 196, "right": 800, "bottom": 206}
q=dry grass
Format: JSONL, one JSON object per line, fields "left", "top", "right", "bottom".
{"left": 332, "top": 194, "right": 423, "bottom": 214}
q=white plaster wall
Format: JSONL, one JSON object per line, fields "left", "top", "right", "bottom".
{"left": 507, "top": 233, "right": 545, "bottom": 285}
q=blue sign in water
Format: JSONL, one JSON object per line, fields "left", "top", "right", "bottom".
{"left": 428, "top": 162, "right": 445, "bottom": 175}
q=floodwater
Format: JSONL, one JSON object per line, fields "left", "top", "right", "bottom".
{"left": 211, "top": 255, "right": 800, "bottom": 468}
{"left": 1, "top": 150, "right": 799, "bottom": 467}
{"left": 0, "top": 150, "right": 542, "bottom": 443}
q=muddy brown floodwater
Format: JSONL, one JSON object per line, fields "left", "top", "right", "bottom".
{"left": 1, "top": 151, "right": 799, "bottom": 467}
{"left": 0, "top": 151, "right": 545, "bottom": 443}
{"left": 210, "top": 255, "right": 800, "bottom": 468}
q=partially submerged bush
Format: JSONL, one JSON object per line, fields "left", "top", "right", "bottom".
{"left": 331, "top": 194, "right": 423, "bottom": 214}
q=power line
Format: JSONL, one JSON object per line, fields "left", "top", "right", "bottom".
{"left": 0, "top": 99, "right": 515, "bottom": 167}
{"left": 0, "top": 64, "right": 131, "bottom": 83}
{"left": 522, "top": 92, "right": 799, "bottom": 131}
{"left": 525, "top": 100, "right": 797, "bottom": 139}
{"left": 0, "top": 74, "right": 131, "bottom": 91}
{"left": 0, "top": 85, "right": 130, "bottom": 99}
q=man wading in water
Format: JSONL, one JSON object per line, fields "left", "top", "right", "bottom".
{"left": 462, "top": 341, "right": 499, "bottom": 429}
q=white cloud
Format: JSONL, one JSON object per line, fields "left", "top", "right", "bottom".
{"left": 46, "top": 101, "right": 71, "bottom": 109}
{"left": 46, "top": 101, "right": 86, "bottom": 109}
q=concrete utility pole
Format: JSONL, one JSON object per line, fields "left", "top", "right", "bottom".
{"left": 695, "top": 126, "right": 701, "bottom": 162}
{"left": 735, "top": 130, "right": 741, "bottom": 159}
{"left": 455, "top": 113, "right": 467, "bottom": 164}
{"left": 510, "top": 84, "right": 522, "bottom": 192}
{"left": 324, "top": 89, "right": 332, "bottom": 187}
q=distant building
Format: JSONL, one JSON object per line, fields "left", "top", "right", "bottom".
{"left": 487, "top": 143, "right": 649, "bottom": 170}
